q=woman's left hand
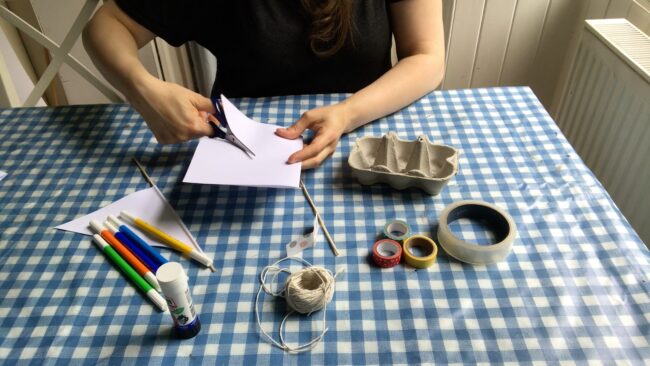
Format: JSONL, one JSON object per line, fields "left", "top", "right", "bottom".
{"left": 275, "top": 103, "right": 351, "bottom": 170}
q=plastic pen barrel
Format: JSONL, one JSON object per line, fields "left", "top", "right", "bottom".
{"left": 89, "top": 220, "right": 161, "bottom": 292}
{"left": 120, "top": 210, "right": 215, "bottom": 271}
{"left": 91, "top": 234, "right": 167, "bottom": 312}
{"left": 120, "top": 211, "right": 192, "bottom": 253}
{"left": 106, "top": 221, "right": 159, "bottom": 272}
{"left": 108, "top": 215, "right": 168, "bottom": 268}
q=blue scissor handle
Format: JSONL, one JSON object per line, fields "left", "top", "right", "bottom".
{"left": 208, "top": 120, "right": 226, "bottom": 139}
{"left": 211, "top": 96, "right": 228, "bottom": 127}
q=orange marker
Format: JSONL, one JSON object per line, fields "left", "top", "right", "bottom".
{"left": 89, "top": 220, "right": 161, "bottom": 292}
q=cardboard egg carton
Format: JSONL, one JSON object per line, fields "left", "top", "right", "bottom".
{"left": 348, "top": 132, "right": 459, "bottom": 195}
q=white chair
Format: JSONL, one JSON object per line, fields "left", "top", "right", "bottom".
{"left": 0, "top": 0, "right": 120, "bottom": 106}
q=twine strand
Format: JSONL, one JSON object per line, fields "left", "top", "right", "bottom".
{"left": 255, "top": 257, "right": 344, "bottom": 353}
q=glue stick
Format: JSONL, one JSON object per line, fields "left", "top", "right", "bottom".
{"left": 156, "top": 262, "right": 201, "bottom": 339}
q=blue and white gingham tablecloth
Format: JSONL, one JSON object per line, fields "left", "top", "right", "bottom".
{"left": 0, "top": 87, "right": 648, "bottom": 365}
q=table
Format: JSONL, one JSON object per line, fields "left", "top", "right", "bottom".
{"left": 1, "top": 87, "right": 648, "bottom": 365}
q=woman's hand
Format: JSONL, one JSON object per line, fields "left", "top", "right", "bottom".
{"left": 127, "top": 76, "right": 215, "bottom": 144}
{"left": 275, "top": 103, "right": 351, "bottom": 170}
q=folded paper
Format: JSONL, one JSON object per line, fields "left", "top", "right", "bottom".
{"left": 183, "top": 95, "right": 303, "bottom": 188}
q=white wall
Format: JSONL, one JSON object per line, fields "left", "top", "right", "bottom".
{"left": 441, "top": 0, "right": 650, "bottom": 117}
{"left": 550, "top": 0, "right": 650, "bottom": 115}
{"left": 6, "top": 0, "right": 649, "bottom": 108}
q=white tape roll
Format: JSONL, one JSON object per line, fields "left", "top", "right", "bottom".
{"left": 437, "top": 200, "right": 516, "bottom": 265}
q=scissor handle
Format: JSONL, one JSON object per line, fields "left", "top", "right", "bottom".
{"left": 208, "top": 121, "right": 226, "bottom": 139}
{"left": 211, "top": 96, "right": 228, "bottom": 127}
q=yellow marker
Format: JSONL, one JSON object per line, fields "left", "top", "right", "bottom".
{"left": 120, "top": 210, "right": 215, "bottom": 272}
{"left": 402, "top": 235, "right": 438, "bottom": 269}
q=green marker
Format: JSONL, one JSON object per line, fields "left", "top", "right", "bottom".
{"left": 92, "top": 234, "right": 167, "bottom": 312}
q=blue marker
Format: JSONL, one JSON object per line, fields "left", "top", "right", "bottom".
{"left": 104, "top": 220, "right": 160, "bottom": 273}
{"left": 108, "top": 215, "right": 168, "bottom": 268}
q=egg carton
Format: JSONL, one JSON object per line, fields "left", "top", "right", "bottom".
{"left": 348, "top": 132, "right": 459, "bottom": 195}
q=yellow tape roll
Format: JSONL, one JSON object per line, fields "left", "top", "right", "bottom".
{"left": 402, "top": 235, "right": 438, "bottom": 269}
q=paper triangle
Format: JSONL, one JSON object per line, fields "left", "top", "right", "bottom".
{"left": 55, "top": 186, "right": 203, "bottom": 253}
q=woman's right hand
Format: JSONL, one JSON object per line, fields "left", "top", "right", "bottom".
{"left": 127, "top": 76, "right": 215, "bottom": 144}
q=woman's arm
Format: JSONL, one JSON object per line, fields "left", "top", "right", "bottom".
{"left": 83, "top": 1, "right": 214, "bottom": 143}
{"left": 276, "top": 0, "right": 445, "bottom": 169}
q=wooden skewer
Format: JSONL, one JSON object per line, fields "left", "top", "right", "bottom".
{"left": 300, "top": 179, "right": 340, "bottom": 256}
{"left": 132, "top": 157, "right": 155, "bottom": 187}
{"left": 132, "top": 157, "right": 216, "bottom": 272}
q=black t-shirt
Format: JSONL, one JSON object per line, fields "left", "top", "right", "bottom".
{"left": 115, "top": 0, "right": 399, "bottom": 97}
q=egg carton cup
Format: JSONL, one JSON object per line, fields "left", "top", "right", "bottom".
{"left": 348, "top": 132, "right": 459, "bottom": 195}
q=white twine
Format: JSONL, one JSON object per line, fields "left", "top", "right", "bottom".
{"left": 255, "top": 256, "right": 344, "bottom": 353}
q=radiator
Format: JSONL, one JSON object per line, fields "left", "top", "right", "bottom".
{"left": 557, "top": 19, "right": 650, "bottom": 247}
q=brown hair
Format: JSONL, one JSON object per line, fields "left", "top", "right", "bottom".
{"left": 301, "top": 0, "right": 354, "bottom": 57}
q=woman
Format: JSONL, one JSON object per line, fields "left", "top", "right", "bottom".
{"left": 83, "top": 0, "right": 444, "bottom": 169}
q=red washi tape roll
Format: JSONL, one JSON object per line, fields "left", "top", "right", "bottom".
{"left": 372, "top": 239, "right": 403, "bottom": 268}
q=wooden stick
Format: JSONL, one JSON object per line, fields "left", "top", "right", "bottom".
{"left": 300, "top": 179, "right": 340, "bottom": 256}
{"left": 132, "top": 157, "right": 155, "bottom": 187}
{"left": 132, "top": 157, "right": 216, "bottom": 272}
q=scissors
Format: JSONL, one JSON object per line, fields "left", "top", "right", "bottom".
{"left": 207, "top": 97, "right": 256, "bottom": 159}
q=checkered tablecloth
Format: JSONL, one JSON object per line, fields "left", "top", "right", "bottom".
{"left": 1, "top": 87, "right": 648, "bottom": 365}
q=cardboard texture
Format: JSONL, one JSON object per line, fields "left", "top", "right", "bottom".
{"left": 348, "top": 132, "right": 458, "bottom": 195}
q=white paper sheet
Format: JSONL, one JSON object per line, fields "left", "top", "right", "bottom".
{"left": 55, "top": 186, "right": 202, "bottom": 252}
{"left": 0, "top": 171, "right": 6, "bottom": 182}
{"left": 183, "top": 95, "right": 303, "bottom": 188}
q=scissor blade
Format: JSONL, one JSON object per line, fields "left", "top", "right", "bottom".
{"left": 237, "top": 143, "right": 256, "bottom": 159}
{"left": 226, "top": 132, "right": 256, "bottom": 159}
{"left": 242, "top": 149, "right": 255, "bottom": 159}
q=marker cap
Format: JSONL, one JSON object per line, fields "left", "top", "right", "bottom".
{"left": 89, "top": 220, "right": 105, "bottom": 234}
{"left": 144, "top": 271, "right": 162, "bottom": 292}
{"left": 147, "top": 290, "right": 168, "bottom": 312}
{"left": 120, "top": 211, "right": 136, "bottom": 224}
{"left": 107, "top": 214, "right": 124, "bottom": 228}
{"left": 104, "top": 221, "right": 119, "bottom": 234}
{"left": 92, "top": 234, "right": 109, "bottom": 250}
{"left": 188, "top": 250, "right": 213, "bottom": 267}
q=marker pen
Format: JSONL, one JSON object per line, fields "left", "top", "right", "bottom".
{"left": 119, "top": 211, "right": 215, "bottom": 272}
{"left": 91, "top": 234, "right": 167, "bottom": 312}
{"left": 107, "top": 215, "right": 168, "bottom": 268}
{"left": 104, "top": 220, "right": 159, "bottom": 272}
{"left": 89, "top": 220, "right": 161, "bottom": 292}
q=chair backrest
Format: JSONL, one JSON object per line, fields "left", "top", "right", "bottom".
{"left": 0, "top": 0, "right": 121, "bottom": 107}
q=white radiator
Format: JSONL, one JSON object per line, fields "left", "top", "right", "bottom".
{"left": 557, "top": 19, "right": 650, "bottom": 247}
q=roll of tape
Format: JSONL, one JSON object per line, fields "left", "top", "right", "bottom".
{"left": 372, "top": 239, "right": 402, "bottom": 268}
{"left": 437, "top": 200, "right": 516, "bottom": 265}
{"left": 383, "top": 220, "right": 411, "bottom": 242}
{"left": 402, "top": 235, "right": 438, "bottom": 269}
